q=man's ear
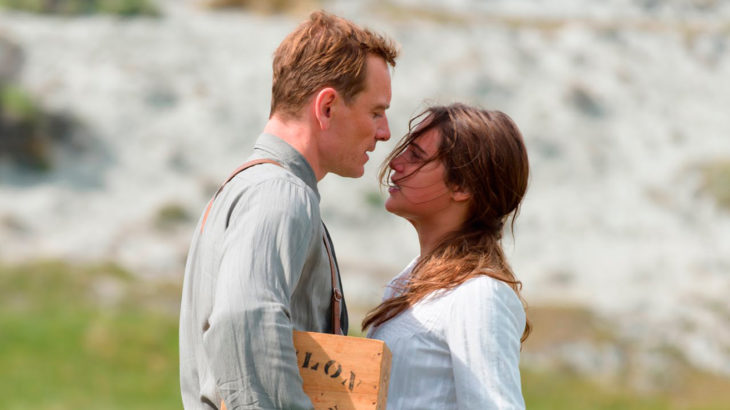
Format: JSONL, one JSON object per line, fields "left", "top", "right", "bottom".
{"left": 314, "top": 87, "right": 337, "bottom": 130}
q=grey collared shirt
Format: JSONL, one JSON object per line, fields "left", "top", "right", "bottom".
{"left": 179, "top": 133, "right": 346, "bottom": 409}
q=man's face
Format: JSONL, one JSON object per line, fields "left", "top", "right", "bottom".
{"left": 321, "top": 55, "right": 392, "bottom": 178}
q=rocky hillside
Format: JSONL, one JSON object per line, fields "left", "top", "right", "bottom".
{"left": 1, "top": 0, "right": 729, "bottom": 383}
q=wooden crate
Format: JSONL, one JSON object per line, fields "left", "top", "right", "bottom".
{"left": 293, "top": 331, "right": 391, "bottom": 409}
{"left": 221, "top": 331, "right": 391, "bottom": 410}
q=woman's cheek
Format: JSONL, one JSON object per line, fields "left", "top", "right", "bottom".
{"left": 402, "top": 176, "right": 449, "bottom": 204}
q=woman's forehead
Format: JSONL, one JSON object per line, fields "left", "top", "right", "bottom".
{"left": 411, "top": 128, "right": 441, "bottom": 153}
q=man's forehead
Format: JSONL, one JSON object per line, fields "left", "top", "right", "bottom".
{"left": 364, "top": 56, "right": 391, "bottom": 93}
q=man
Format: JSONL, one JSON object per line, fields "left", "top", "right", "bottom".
{"left": 179, "top": 11, "right": 398, "bottom": 409}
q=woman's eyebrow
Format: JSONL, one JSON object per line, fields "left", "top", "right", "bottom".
{"left": 410, "top": 142, "right": 426, "bottom": 155}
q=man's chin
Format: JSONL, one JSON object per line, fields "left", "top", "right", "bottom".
{"left": 333, "top": 167, "right": 365, "bottom": 179}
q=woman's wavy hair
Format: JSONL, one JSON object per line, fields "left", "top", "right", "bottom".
{"left": 362, "top": 103, "right": 531, "bottom": 343}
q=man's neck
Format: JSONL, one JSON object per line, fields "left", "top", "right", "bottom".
{"left": 263, "top": 115, "right": 325, "bottom": 181}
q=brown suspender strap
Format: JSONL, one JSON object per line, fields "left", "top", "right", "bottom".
{"left": 200, "top": 158, "right": 281, "bottom": 234}
{"left": 199, "top": 158, "right": 343, "bottom": 335}
{"left": 322, "top": 229, "right": 343, "bottom": 335}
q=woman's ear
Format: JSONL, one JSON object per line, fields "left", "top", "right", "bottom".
{"left": 314, "top": 87, "right": 337, "bottom": 130}
{"left": 450, "top": 187, "right": 471, "bottom": 203}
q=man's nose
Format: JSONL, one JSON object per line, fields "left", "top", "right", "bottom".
{"left": 375, "top": 117, "right": 390, "bottom": 142}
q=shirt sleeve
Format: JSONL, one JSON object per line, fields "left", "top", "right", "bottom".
{"left": 203, "top": 178, "right": 316, "bottom": 409}
{"left": 445, "top": 277, "right": 526, "bottom": 410}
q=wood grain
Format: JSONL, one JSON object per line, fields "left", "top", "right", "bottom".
{"left": 220, "top": 331, "right": 391, "bottom": 409}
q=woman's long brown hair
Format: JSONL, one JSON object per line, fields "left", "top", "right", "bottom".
{"left": 362, "top": 103, "right": 532, "bottom": 343}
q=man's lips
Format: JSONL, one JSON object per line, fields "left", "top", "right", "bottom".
{"left": 364, "top": 146, "right": 376, "bottom": 159}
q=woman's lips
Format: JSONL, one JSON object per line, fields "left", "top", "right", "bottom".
{"left": 388, "top": 178, "right": 401, "bottom": 193}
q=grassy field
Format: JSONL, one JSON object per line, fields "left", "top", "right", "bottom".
{"left": 1, "top": 261, "right": 728, "bottom": 409}
{"left": 0, "top": 0, "right": 159, "bottom": 16}
{"left": 0, "top": 261, "right": 180, "bottom": 410}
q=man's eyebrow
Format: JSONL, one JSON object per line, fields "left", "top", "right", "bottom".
{"left": 374, "top": 103, "right": 390, "bottom": 110}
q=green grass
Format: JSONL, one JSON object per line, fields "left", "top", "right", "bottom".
{"left": 699, "top": 158, "right": 730, "bottom": 211}
{"left": 0, "top": 0, "right": 160, "bottom": 17}
{"left": 0, "top": 261, "right": 181, "bottom": 410}
{"left": 201, "top": 0, "right": 325, "bottom": 15}
{"left": 363, "top": 190, "right": 384, "bottom": 209}
{"left": 0, "top": 83, "right": 56, "bottom": 171}
{"left": 522, "top": 368, "right": 670, "bottom": 410}
{"left": 520, "top": 305, "right": 730, "bottom": 410}
{"left": 1, "top": 84, "right": 39, "bottom": 121}
{"left": 3, "top": 261, "right": 729, "bottom": 409}
{"left": 155, "top": 202, "right": 191, "bottom": 231}
{"left": 522, "top": 366, "right": 730, "bottom": 410}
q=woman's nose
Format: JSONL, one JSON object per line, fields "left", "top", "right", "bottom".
{"left": 390, "top": 154, "right": 405, "bottom": 172}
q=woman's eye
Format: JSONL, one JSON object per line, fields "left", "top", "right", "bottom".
{"left": 404, "top": 148, "right": 420, "bottom": 162}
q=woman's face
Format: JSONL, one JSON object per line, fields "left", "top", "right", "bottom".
{"left": 385, "top": 128, "right": 459, "bottom": 221}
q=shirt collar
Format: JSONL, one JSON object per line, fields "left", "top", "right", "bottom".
{"left": 252, "top": 133, "right": 319, "bottom": 199}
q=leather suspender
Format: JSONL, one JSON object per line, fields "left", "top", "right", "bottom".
{"left": 322, "top": 229, "right": 343, "bottom": 335}
{"left": 200, "top": 159, "right": 343, "bottom": 335}
{"left": 200, "top": 159, "right": 280, "bottom": 234}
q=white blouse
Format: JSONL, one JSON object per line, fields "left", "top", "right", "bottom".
{"left": 368, "top": 259, "right": 526, "bottom": 410}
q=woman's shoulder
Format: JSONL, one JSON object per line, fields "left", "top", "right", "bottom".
{"left": 451, "top": 274, "right": 525, "bottom": 314}
{"left": 443, "top": 275, "right": 526, "bottom": 341}
{"left": 382, "top": 257, "right": 419, "bottom": 300}
{"left": 454, "top": 273, "right": 509, "bottom": 294}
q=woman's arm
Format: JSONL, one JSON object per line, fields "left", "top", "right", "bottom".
{"left": 446, "top": 276, "right": 526, "bottom": 410}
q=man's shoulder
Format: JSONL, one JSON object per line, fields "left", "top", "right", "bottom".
{"left": 227, "top": 163, "right": 317, "bottom": 201}
{"left": 217, "top": 163, "right": 320, "bottom": 229}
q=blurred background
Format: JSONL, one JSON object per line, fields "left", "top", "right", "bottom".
{"left": 1, "top": 0, "right": 729, "bottom": 408}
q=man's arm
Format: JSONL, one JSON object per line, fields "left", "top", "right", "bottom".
{"left": 203, "top": 178, "right": 317, "bottom": 409}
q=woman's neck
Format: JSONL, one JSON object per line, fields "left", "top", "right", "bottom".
{"left": 412, "top": 214, "right": 465, "bottom": 256}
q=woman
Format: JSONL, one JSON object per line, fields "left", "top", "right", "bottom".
{"left": 365, "top": 103, "right": 531, "bottom": 409}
